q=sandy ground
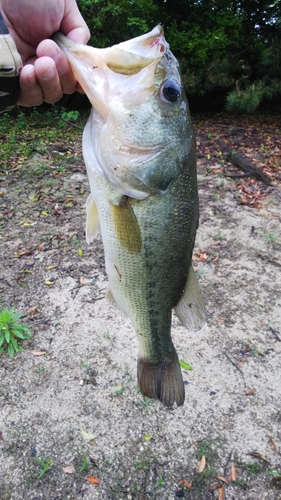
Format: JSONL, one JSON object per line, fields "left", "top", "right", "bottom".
{"left": 0, "top": 134, "right": 281, "bottom": 499}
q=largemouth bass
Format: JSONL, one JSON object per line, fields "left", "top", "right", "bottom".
{"left": 54, "top": 26, "right": 206, "bottom": 407}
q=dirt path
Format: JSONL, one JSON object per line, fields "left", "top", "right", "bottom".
{"left": 0, "top": 113, "right": 280, "bottom": 499}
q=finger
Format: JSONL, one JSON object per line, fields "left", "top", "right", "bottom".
{"left": 61, "top": 1, "right": 90, "bottom": 44}
{"left": 17, "top": 64, "right": 44, "bottom": 107}
{"left": 34, "top": 57, "right": 63, "bottom": 104}
{"left": 37, "top": 40, "right": 77, "bottom": 95}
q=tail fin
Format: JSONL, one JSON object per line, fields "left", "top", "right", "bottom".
{"left": 137, "top": 354, "right": 185, "bottom": 407}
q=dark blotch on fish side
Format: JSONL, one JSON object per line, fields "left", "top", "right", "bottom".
{"left": 137, "top": 353, "right": 185, "bottom": 407}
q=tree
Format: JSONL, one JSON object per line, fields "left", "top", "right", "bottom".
{"left": 77, "top": 0, "right": 281, "bottom": 112}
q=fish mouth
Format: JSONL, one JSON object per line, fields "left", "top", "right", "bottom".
{"left": 53, "top": 26, "right": 168, "bottom": 117}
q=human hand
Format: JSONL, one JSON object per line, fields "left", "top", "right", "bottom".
{"left": 0, "top": 0, "right": 90, "bottom": 106}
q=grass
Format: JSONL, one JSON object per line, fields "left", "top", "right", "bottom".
{"left": 76, "top": 454, "right": 91, "bottom": 473}
{"left": 35, "top": 457, "right": 53, "bottom": 479}
{"left": 0, "top": 306, "right": 32, "bottom": 358}
{"left": 0, "top": 105, "right": 85, "bottom": 172}
{"left": 265, "top": 232, "right": 278, "bottom": 247}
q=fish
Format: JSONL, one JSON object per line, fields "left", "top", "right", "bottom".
{"left": 54, "top": 26, "right": 206, "bottom": 407}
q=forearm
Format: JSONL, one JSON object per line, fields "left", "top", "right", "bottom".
{"left": 0, "top": 11, "right": 22, "bottom": 113}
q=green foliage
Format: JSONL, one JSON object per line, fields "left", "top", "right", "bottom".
{"left": 76, "top": 0, "right": 281, "bottom": 112}
{"left": 78, "top": 0, "right": 158, "bottom": 47}
{"left": 226, "top": 79, "right": 281, "bottom": 112}
{"left": 0, "top": 307, "right": 32, "bottom": 358}
{"left": 77, "top": 454, "right": 90, "bottom": 473}
{"left": 0, "top": 106, "right": 83, "bottom": 173}
{"left": 35, "top": 457, "right": 53, "bottom": 479}
{"left": 61, "top": 109, "right": 80, "bottom": 122}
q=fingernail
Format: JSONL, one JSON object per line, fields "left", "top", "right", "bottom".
{"left": 42, "top": 66, "right": 56, "bottom": 80}
{"left": 27, "top": 72, "right": 37, "bottom": 86}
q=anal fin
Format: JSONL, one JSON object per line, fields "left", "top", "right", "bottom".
{"left": 174, "top": 265, "right": 206, "bottom": 331}
{"left": 86, "top": 193, "right": 100, "bottom": 243}
{"left": 137, "top": 353, "right": 185, "bottom": 407}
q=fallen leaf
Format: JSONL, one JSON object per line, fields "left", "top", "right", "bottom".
{"left": 45, "top": 280, "right": 55, "bottom": 285}
{"left": 245, "top": 388, "right": 256, "bottom": 396}
{"left": 231, "top": 462, "right": 237, "bottom": 481}
{"left": 179, "top": 479, "right": 193, "bottom": 489}
{"left": 87, "top": 476, "right": 100, "bottom": 485}
{"left": 218, "top": 485, "right": 225, "bottom": 500}
{"left": 269, "top": 436, "right": 279, "bottom": 454}
{"left": 268, "top": 471, "right": 281, "bottom": 480}
{"left": 143, "top": 434, "right": 152, "bottom": 441}
{"left": 62, "top": 466, "right": 76, "bottom": 474}
{"left": 210, "top": 483, "right": 222, "bottom": 490}
{"left": 31, "top": 351, "right": 47, "bottom": 356}
{"left": 18, "top": 250, "right": 33, "bottom": 257}
{"left": 26, "top": 306, "right": 37, "bottom": 315}
{"left": 198, "top": 455, "right": 206, "bottom": 473}
{"left": 217, "top": 476, "right": 228, "bottom": 484}
{"left": 248, "top": 452, "right": 270, "bottom": 463}
{"left": 81, "top": 429, "right": 96, "bottom": 443}
{"left": 179, "top": 359, "right": 192, "bottom": 370}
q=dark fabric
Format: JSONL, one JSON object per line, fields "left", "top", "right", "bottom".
{"left": 0, "top": 11, "right": 21, "bottom": 112}
{"left": 0, "top": 75, "right": 20, "bottom": 111}
{"left": 0, "top": 11, "right": 9, "bottom": 34}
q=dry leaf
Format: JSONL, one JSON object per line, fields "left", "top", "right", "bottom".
{"left": 26, "top": 306, "right": 37, "bottom": 315}
{"left": 245, "top": 388, "right": 256, "bottom": 396}
{"left": 248, "top": 452, "right": 270, "bottom": 463}
{"left": 81, "top": 429, "right": 96, "bottom": 443}
{"left": 198, "top": 455, "right": 206, "bottom": 473}
{"left": 231, "top": 462, "right": 237, "bottom": 481}
{"left": 87, "top": 476, "right": 100, "bottom": 485}
{"left": 179, "top": 479, "right": 193, "bottom": 489}
{"left": 31, "top": 351, "right": 47, "bottom": 356}
{"left": 218, "top": 485, "right": 225, "bottom": 500}
{"left": 269, "top": 436, "right": 279, "bottom": 454}
{"left": 217, "top": 476, "right": 228, "bottom": 484}
{"left": 210, "top": 483, "right": 222, "bottom": 490}
{"left": 62, "top": 466, "right": 76, "bottom": 474}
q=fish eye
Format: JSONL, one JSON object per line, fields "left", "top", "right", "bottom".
{"left": 160, "top": 80, "right": 181, "bottom": 103}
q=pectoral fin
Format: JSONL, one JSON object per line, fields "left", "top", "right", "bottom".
{"left": 111, "top": 196, "right": 142, "bottom": 253}
{"left": 86, "top": 194, "right": 100, "bottom": 243}
{"left": 174, "top": 266, "right": 206, "bottom": 331}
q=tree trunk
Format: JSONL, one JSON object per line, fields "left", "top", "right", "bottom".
{"left": 215, "top": 138, "right": 271, "bottom": 185}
